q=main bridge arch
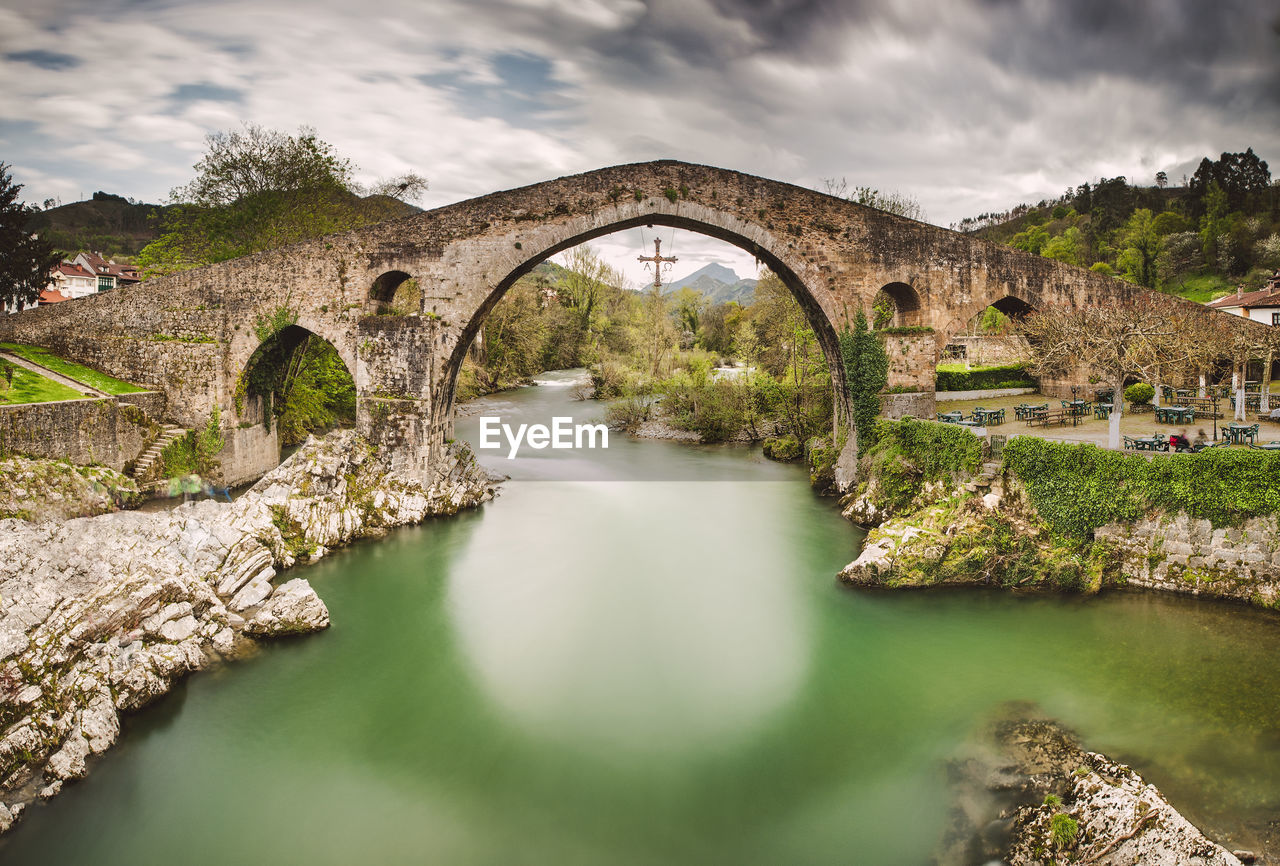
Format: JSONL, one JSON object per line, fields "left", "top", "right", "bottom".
{"left": 432, "top": 203, "right": 854, "bottom": 441}
{"left": 0, "top": 159, "right": 1161, "bottom": 486}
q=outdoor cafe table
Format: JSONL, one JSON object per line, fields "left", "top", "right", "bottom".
{"left": 1093, "top": 402, "right": 1113, "bottom": 419}
{"left": 1250, "top": 441, "right": 1280, "bottom": 451}
{"left": 1223, "top": 424, "right": 1259, "bottom": 445}
{"left": 937, "top": 411, "right": 963, "bottom": 424}
{"left": 972, "top": 408, "right": 1005, "bottom": 425}
{"left": 1155, "top": 406, "right": 1194, "bottom": 424}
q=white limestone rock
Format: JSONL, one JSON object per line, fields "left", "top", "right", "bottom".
{"left": 229, "top": 575, "right": 274, "bottom": 612}
{"left": 244, "top": 579, "right": 330, "bottom": 637}
{"left": 46, "top": 727, "right": 89, "bottom": 781}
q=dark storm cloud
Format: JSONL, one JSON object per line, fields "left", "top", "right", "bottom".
{"left": 976, "top": 0, "right": 1280, "bottom": 109}
{"left": 5, "top": 49, "right": 80, "bottom": 70}
{"left": 2, "top": 0, "right": 1278, "bottom": 227}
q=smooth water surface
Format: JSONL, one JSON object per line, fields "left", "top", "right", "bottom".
{"left": 5, "top": 370, "right": 1280, "bottom": 864}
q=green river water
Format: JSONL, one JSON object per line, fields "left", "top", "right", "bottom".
{"left": 4, "top": 370, "right": 1280, "bottom": 864}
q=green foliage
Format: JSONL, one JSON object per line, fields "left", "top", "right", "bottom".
{"left": 136, "top": 125, "right": 418, "bottom": 277}
{"left": 935, "top": 363, "right": 1034, "bottom": 392}
{"left": 1050, "top": 812, "right": 1079, "bottom": 851}
{"left": 0, "top": 163, "right": 62, "bottom": 311}
{"left": 1124, "top": 382, "right": 1155, "bottom": 405}
{"left": 842, "top": 309, "right": 888, "bottom": 455}
{"left": 877, "top": 325, "right": 934, "bottom": 335}
{"left": 603, "top": 395, "right": 653, "bottom": 429}
{"left": 807, "top": 437, "right": 838, "bottom": 492}
{"left": 1004, "top": 437, "right": 1280, "bottom": 537}
{"left": 1010, "top": 223, "right": 1050, "bottom": 255}
{"left": 875, "top": 418, "right": 984, "bottom": 480}
{"left": 857, "top": 419, "right": 984, "bottom": 516}
{"left": 276, "top": 339, "right": 356, "bottom": 446}
{"left": 1116, "top": 208, "right": 1161, "bottom": 287}
{"left": 762, "top": 434, "right": 802, "bottom": 461}
{"left": 159, "top": 404, "right": 225, "bottom": 478}
{"left": 1041, "top": 225, "right": 1081, "bottom": 265}
{"left": 253, "top": 305, "right": 299, "bottom": 342}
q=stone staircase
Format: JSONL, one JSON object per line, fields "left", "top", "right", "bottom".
{"left": 963, "top": 461, "right": 1004, "bottom": 498}
{"left": 131, "top": 425, "right": 188, "bottom": 481}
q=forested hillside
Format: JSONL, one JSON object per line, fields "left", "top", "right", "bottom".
{"left": 955, "top": 148, "right": 1279, "bottom": 302}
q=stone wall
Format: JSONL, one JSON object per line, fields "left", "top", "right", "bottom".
{"left": 1096, "top": 513, "right": 1280, "bottom": 609}
{"left": 881, "top": 331, "right": 937, "bottom": 391}
{"left": 220, "top": 424, "right": 280, "bottom": 487}
{"left": 879, "top": 391, "right": 937, "bottom": 419}
{"left": 0, "top": 393, "right": 165, "bottom": 472}
{"left": 944, "top": 334, "right": 1031, "bottom": 366}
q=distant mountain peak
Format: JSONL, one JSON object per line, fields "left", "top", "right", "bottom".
{"left": 667, "top": 262, "right": 741, "bottom": 289}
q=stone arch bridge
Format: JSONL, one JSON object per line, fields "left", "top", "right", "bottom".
{"left": 0, "top": 160, "right": 1152, "bottom": 485}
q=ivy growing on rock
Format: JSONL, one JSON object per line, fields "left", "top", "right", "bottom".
{"left": 1003, "top": 436, "right": 1280, "bottom": 536}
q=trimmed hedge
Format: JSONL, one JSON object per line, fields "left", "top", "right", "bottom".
{"left": 875, "top": 418, "right": 984, "bottom": 479}
{"left": 936, "top": 363, "right": 1035, "bottom": 392}
{"left": 1003, "top": 436, "right": 1280, "bottom": 537}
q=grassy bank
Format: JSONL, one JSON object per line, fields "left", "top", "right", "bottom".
{"left": 0, "top": 342, "right": 147, "bottom": 395}
{"left": 0, "top": 360, "right": 87, "bottom": 404}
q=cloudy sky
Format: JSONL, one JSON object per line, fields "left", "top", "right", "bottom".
{"left": 2, "top": 0, "right": 1278, "bottom": 287}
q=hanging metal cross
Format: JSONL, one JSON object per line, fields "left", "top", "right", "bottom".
{"left": 637, "top": 237, "right": 678, "bottom": 290}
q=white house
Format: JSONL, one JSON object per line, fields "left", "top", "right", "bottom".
{"left": 1205, "top": 272, "right": 1280, "bottom": 326}
{"left": 50, "top": 262, "right": 98, "bottom": 299}
{"left": 71, "top": 252, "right": 140, "bottom": 292}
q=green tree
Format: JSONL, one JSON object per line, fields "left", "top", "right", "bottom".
{"left": 1041, "top": 226, "right": 1081, "bottom": 265}
{"left": 1199, "top": 181, "right": 1229, "bottom": 269}
{"left": 1010, "top": 224, "right": 1050, "bottom": 255}
{"left": 0, "top": 162, "right": 61, "bottom": 311}
{"left": 841, "top": 309, "right": 888, "bottom": 455}
{"left": 137, "top": 125, "right": 423, "bottom": 276}
{"left": 671, "top": 286, "right": 706, "bottom": 343}
{"left": 1115, "top": 208, "right": 1161, "bottom": 287}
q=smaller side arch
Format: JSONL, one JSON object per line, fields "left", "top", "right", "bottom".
{"left": 368, "top": 270, "right": 414, "bottom": 314}
{"left": 873, "top": 282, "right": 923, "bottom": 328}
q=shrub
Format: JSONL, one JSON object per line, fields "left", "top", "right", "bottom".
{"left": 763, "top": 434, "right": 802, "bottom": 461}
{"left": 1124, "top": 382, "right": 1155, "bottom": 405}
{"left": 604, "top": 396, "right": 652, "bottom": 429}
{"left": 936, "top": 363, "right": 1035, "bottom": 392}
{"left": 1003, "top": 436, "right": 1280, "bottom": 536}
{"left": 806, "top": 437, "right": 838, "bottom": 493}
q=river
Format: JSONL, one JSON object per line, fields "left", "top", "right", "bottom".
{"left": 4, "top": 370, "right": 1279, "bottom": 863}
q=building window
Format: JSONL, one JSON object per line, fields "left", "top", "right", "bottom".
{"left": 98, "top": 276, "right": 113, "bottom": 291}
{"left": 1273, "top": 312, "right": 1280, "bottom": 326}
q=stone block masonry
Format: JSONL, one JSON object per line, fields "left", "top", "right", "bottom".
{"left": 0, "top": 160, "right": 1231, "bottom": 488}
{"left": 0, "top": 391, "right": 166, "bottom": 473}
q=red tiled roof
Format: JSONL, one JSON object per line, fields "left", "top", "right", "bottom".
{"left": 38, "top": 289, "right": 69, "bottom": 304}
{"left": 54, "top": 262, "right": 95, "bottom": 279}
{"left": 1205, "top": 287, "right": 1280, "bottom": 309}
{"left": 75, "top": 252, "right": 135, "bottom": 278}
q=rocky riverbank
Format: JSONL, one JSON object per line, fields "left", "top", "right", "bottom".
{"left": 940, "top": 707, "right": 1249, "bottom": 865}
{"left": 838, "top": 421, "right": 1280, "bottom": 610}
{"left": 0, "top": 457, "right": 139, "bottom": 523}
{"left": 0, "top": 431, "right": 497, "bottom": 834}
